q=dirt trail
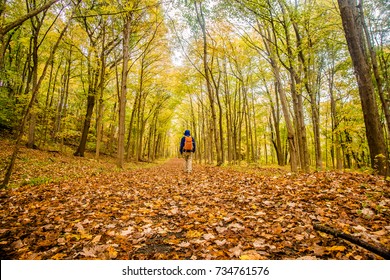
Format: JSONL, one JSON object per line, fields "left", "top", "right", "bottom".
{"left": 0, "top": 158, "right": 389, "bottom": 260}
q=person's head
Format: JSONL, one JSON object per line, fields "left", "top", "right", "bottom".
{"left": 184, "top": 130, "right": 190, "bottom": 136}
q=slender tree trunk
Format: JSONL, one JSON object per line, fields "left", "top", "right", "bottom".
{"left": 329, "top": 66, "right": 343, "bottom": 170}
{"left": 108, "top": 102, "right": 117, "bottom": 155}
{"left": 27, "top": 39, "right": 38, "bottom": 149}
{"left": 118, "top": 15, "right": 131, "bottom": 168}
{"left": 26, "top": 5, "right": 45, "bottom": 149}
{"left": 74, "top": 49, "right": 100, "bottom": 157}
{"left": 74, "top": 93, "right": 95, "bottom": 157}
{"left": 276, "top": 66, "right": 298, "bottom": 172}
{"left": 260, "top": 23, "right": 298, "bottom": 172}
{"left": 265, "top": 78, "right": 284, "bottom": 165}
{"left": 338, "top": 0, "right": 388, "bottom": 175}
{"left": 60, "top": 58, "right": 71, "bottom": 152}
{"left": 194, "top": 1, "right": 222, "bottom": 166}
{"left": 42, "top": 59, "right": 55, "bottom": 148}
{"left": 250, "top": 90, "right": 258, "bottom": 162}
{"left": 126, "top": 92, "right": 139, "bottom": 160}
{"left": 290, "top": 62, "right": 310, "bottom": 172}
{"left": 277, "top": 3, "right": 310, "bottom": 172}
{"left": 358, "top": 3, "right": 390, "bottom": 139}
{"left": 96, "top": 24, "right": 106, "bottom": 159}
{"left": 215, "top": 84, "right": 224, "bottom": 165}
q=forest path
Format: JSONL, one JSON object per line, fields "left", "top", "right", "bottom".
{"left": 0, "top": 158, "right": 389, "bottom": 260}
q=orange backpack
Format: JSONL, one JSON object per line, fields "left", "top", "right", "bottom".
{"left": 183, "top": 136, "right": 193, "bottom": 151}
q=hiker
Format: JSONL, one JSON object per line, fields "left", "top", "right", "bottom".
{"left": 180, "top": 130, "right": 196, "bottom": 173}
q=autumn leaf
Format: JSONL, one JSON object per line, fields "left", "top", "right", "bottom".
{"left": 313, "top": 245, "right": 326, "bottom": 256}
{"left": 178, "top": 241, "right": 191, "bottom": 248}
{"left": 253, "top": 239, "right": 266, "bottom": 248}
{"left": 186, "top": 230, "right": 203, "bottom": 239}
{"left": 215, "top": 239, "right": 227, "bottom": 246}
{"left": 92, "top": 235, "right": 102, "bottom": 243}
{"left": 80, "top": 247, "right": 97, "bottom": 258}
{"left": 120, "top": 226, "right": 134, "bottom": 236}
{"left": 228, "top": 245, "right": 242, "bottom": 258}
{"left": 327, "top": 246, "right": 346, "bottom": 252}
{"left": 107, "top": 246, "right": 118, "bottom": 259}
{"left": 51, "top": 253, "right": 67, "bottom": 260}
{"left": 240, "top": 250, "right": 266, "bottom": 260}
{"left": 203, "top": 233, "right": 215, "bottom": 241}
{"left": 81, "top": 233, "right": 93, "bottom": 240}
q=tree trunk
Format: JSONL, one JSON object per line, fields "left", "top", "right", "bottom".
{"left": 74, "top": 48, "right": 100, "bottom": 156}
{"left": 260, "top": 23, "right": 298, "bottom": 172}
{"left": 267, "top": 80, "right": 284, "bottom": 166}
{"left": 194, "top": 1, "right": 222, "bottom": 166}
{"left": 126, "top": 91, "right": 139, "bottom": 160}
{"left": 74, "top": 93, "right": 95, "bottom": 157}
{"left": 329, "top": 71, "right": 343, "bottom": 170}
{"left": 358, "top": 3, "right": 390, "bottom": 140}
{"left": 117, "top": 15, "right": 131, "bottom": 168}
{"left": 96, "top": 24, "right": 106, "bottom": 159}
{"left": 26, "top": 4, "right": 46, "bottom": 149}
{"left": 42, "top": 59, "right": 57, "bottom": 148}
{"left": 338, "top": 0, "right": 388, "bottom": 175}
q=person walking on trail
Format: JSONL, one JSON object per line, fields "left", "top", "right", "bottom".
{"left": 180, "top": 130, "right": 196, "bottom": 174}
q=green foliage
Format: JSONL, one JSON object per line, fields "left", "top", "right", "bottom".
{"left": 0, "top": 92, "right": 16, "bottom": 132}
{"left": 22, "top": 176, "right": 52, "bottom": 186}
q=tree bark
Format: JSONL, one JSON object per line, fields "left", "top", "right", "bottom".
{"left": 96, "top": 24, "right": 106, "bottom": 159}
{"left": 329, "top": 67, "right": 343, "bottom": 170}
{"left": 358, "top": 2, "right": 390, "bottom": 140}
{"left": 338, "top": 0, "right": 388, "bottom": 175}
{"left": 117, "top": 15, "right": 131, "bottom": 168}
{"left": 314, "top": 223, "right": 390, "bottom": 259}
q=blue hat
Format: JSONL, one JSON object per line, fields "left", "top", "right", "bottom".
{"left": 184, "top": 130, "right": 190, "bottom": 136}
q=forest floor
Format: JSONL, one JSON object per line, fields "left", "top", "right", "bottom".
{"left": 0, "top": 139, "right": 389, "bottom": 260}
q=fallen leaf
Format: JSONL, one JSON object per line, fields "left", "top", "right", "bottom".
{"left": 178, "top": 241, "right": 191, "bottom": 248}
{"left": 51, "top": 253, "right": 67, "bottom": 260}
{"left": 253, "top": 239, "right": 266, "bottom": 248}
{"left": 272, "top": 224, "right": 283, "bottom": 235}
{"left": 81, "top": 233, "right": 93, "bottom": 240}
{"left": 361, "top": 208, "right": 375, "bottom": 218}
{"left": 80, "top": 247, "right": 97, "bottom": 258}
{"left": 215, "top": 239, "right": 227, "bottom": 246}
{"left": 228, "top": 245, "right": 242, "bottom": 258}
{"left": 240, "top": 250, "right": 265, "bottom": 260}
{"left": 92, "top": 235, "right": 102, "bottom": 243}
{"left": 186, "top": 230, "right": 203, "bottom": 239}
{"left": 373, "top": 230, "right": 387, "bottom": 236}
{"left": 203, "top": 233, "right": 215, "bottom": 240}
{"left": 107, "top": 246, "right": 118, "bottom": 259}
{"left": 327, "top": 246, "right": 346, "bottom": 252}
{"left": 216, "top": 226, "right": 227, "bottom": 234}
{"left": 296, "top": 256, "right": 317, "bottom": 260}
{"left": 313, "top": 245, "right": 325, "bottom": 256}
{"left": 11, "top": 240, "right": 24, "bottom": 249}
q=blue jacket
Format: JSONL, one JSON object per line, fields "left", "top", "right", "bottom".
{"left": 180, "top": 130, "right": 196, "bottom": 154}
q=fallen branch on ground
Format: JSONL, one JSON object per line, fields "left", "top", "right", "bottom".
{"left": 313, "top": 223, "right": 390, "bottom": 259}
